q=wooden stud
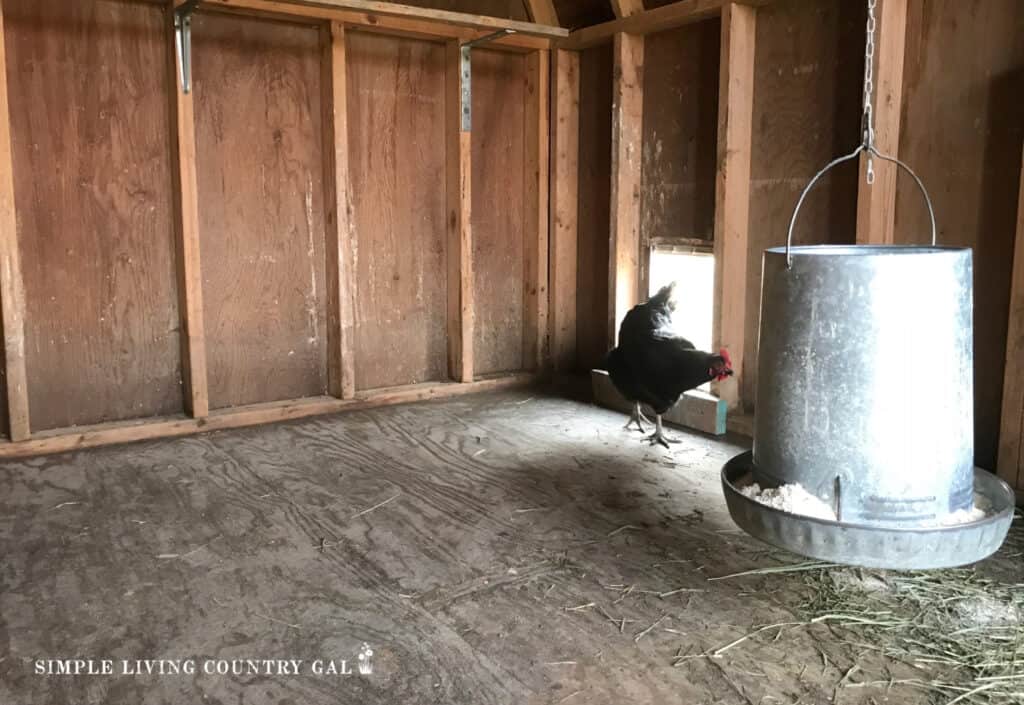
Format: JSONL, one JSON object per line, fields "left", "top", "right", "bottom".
{"left": 167, "top": 1, "right": 210, "bottom": 419}
{"left": 524, "top": 0, "right": 559, "bottom": 27}
{"left": 711, "top": 2, "right": 756, "bottom": 410}
{"left": 998, "top": 145, "right": 1024, "bottom": 489}
{"left": 855, "top": 0, "right": 907, "bottom": 246}
{"left": 549, "top": 49, "right": 580, "bottom": 372}
{"left": 321, "top": 22, "right": 356, "bottom": 399}
{"left": 203, "top": 0, "right": 568, "bottom": 39}
{"left": 563, "top": 0, "right": 772, "bottom": 51}
{"left": 610, "top": 0, "right": 645, "bottom": 19}
{"left": 524, "top": 50, "right": 550, "bottom": 371}
{"left": 0, "top": 2, "right": 29, "bottom": 440}
{"left": 0, "top": 373, "right": 538, "bottom": 459}
{"left": 446, "top": 41, "right": 473, "bottom": 383}
{"left": 608, "top": 32, "right": 644, "bottom": 347}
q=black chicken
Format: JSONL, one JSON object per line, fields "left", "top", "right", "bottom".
{"left": 605, "top": 282, "right": 734, "bottom": 448}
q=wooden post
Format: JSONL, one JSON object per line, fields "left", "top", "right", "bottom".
{"left": 321, "top": 21, "right": 356, "bottom": 399}
{"left": 523, "top": 0, "right": 559, "bottom": 27}
{"left": 609, "top": 0, "right": 645, "bottom": 19}
{"left": 712, "top": 2, "right": 755, "bottom": 410}
{"left": 524, "top": 50, "right": 550, "bottom": 371}
{"left": 855, "top": 0, "right": 907, "bottom": 245}
{"left": 0, "top": 2, "right": 29, "bottom": 440}
{"left": 446, "top": 41, "right": 473, "bottom": 382}
{"left": 168, "top": 2, "right": 210, "bottom": 418}
{"left": 997, "top": 145, "right": 1024, "bottom": 490}
{"left": 549, "top": 49, "right": 579, "bottom": 372}
{"left": 607, "top": 32, "right": 644, "bottom": 348}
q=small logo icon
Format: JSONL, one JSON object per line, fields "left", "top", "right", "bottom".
{"left": 357, "top": 644, "right": 373, "bottom": 675}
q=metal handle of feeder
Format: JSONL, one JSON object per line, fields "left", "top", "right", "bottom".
{"left": 784, "top": 145, "right": 938, "bottom": 268}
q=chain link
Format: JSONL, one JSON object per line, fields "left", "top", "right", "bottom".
{"left": 862, "top": 0, "right": 877, "bottom": 183}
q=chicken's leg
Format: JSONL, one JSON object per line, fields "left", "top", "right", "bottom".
{"left": 623, "top": 401, "right": 651, "bottom": 433}
{"left": 646, "top": 415, "right": 682, "bottom": 448}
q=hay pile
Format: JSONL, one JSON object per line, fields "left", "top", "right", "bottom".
{"left": 798, "top": 566, "right": 1024, "bottom": 704}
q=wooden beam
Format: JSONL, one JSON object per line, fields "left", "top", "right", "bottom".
{"left": 562, "top": 0, "right": 771, "bottom": 51}
{"left": 202, "top": 0, "right": 567, "bottom": 38}
{"left": 0, "top": 373, "right": 538, "bottom": 459}
{"left": 610, "top": 0, "right": 645, "bottom": 19}
{"left": 523, "top": 0, "right": 559, "bottom": 27}
{"left": 711, "top": 2, "right": 755, "bottom": 410}
{"left": 446, "top": 42, "right": 473, "bottom": 383}
{"left": 549, "top": 49, "right": 579, "bottom": 372}
{"left": 321, "top": 22, "right": 357, "bottom": 399}
{"left": 0, "top": 3, "right": 30, "bottom": 440}
{"left": 524, "top": 50, "right": 551, "bottom": 371}
{"left": 855, "top": 0, "right": 907, "bottom": 245}
{"left": 998, "top": 145, "right": 1024, "bottom": 490}
{"left": 607, "top": 32, "right": 644, "bottom": 347}
{"left": 167, "top": 2, "right": 210, "bottom": 419}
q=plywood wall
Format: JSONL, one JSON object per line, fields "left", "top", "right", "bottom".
{"left": 741, "top": 0, "right": 865, "bottom": 407}
{"left": 5, "top": 0, "right": 183, "bottom": 431}
{"left": 471, "top": 48, "right": 528, "bottom": 376}
{"left": 347, "top": 32, "right": 449, "bottom": 391}
{"left": 575, "top": 44, "right": 612, "bottom": 372}
{"left": 640, "top": 20, "right": 720, "bottom": 244}
{"left": 193, "top": 13, "right": 329, "bottom": 409}
{"left": 897, "top": 0, "right": 1024, "bottom": 470}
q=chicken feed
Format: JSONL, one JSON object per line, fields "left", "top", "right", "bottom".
{"left": 740, "top": 482, "right": 837, "bottom": 521}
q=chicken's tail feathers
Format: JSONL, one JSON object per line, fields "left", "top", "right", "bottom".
{"left": 648, "top": 281, "right": 677, "bottom": 308}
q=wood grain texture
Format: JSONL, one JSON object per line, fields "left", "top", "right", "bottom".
{"left": 0, "top": 1, "right": 24, "bottom": 439}
{"left": 168, "top": 3, "right": 210, "bottom": 419}
{"left": 320, "top": 22, "right": 356, "bottom": 399}
{"left": 203, "top": 0, "right": 566, "bottom": 38}
{"left": 998, "top": 144, "right": 1024, "bottom": 488}
{"left": 640, "top": 20, "right": 719, "bottom": 244}
{"left": 5, "top": 0, "right": 183, "bottom": 431}
{"left": 446, "top": 42, "right": 473, "bottom": 382}
{"left": 0, "top": 373, "right": 535, "bottom": 458}
{"left": 575, "top": 44, "right": 612, "bottom": 371}
{"left": 193, "top": 13, "right": 328, "bottom": 409}
{"left": 471, "top": 49, "right": 527, "bottom": 375}
{"left": 712, "top": 3, "right": 754, "bottom": 410}
{"left": 523, "top": 0, "right": 559, "bottom": 26}
{"left": 742, "top": 0, "right": 864, "bottom": 409}
{"left": 855, "top": 0, "right": 907, "bottom": 246}
{"left": 608, "top": 32, "right": 643, "bottom": 348}
{"left": 523, "top": 50, "right": 550, "bottom": 372}
{"left": 897, "top": 0, "right": 1024, "bottom": 471}
{"left": 549, "top": 49, "right": 580, "bottom": 372}
{"left": 347, "top": 32, "right": 448, "bottom": 390}
{"left": 1, "top": 390, "right": 981, "bottom": 704}
{"left": 563, "top": 0, "right": 772, "bottom": 50}
{"left": 609, "top": 0, "right": 644, "bottom": 19}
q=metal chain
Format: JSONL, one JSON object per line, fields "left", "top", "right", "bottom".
{"left": 862, "top": 0, "right": 877, "bottom": 183}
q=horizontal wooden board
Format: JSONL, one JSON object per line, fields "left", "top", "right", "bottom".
{"left": 641, "top": 19, "right": 720, "bottom": 244}
{"left": 575, "top": 44, "right": 613, "bottom": 372}
{"left": 5, "top": 0, "right": 183, "bottom": 430}
{"left": 897, "top": 0, "right": 1024, "bottom": 471}
{"left": 471, "top": 48, "right": 528, "bottom": 376}
{"left": 347, "top": 33, "right": 449, "bottom": 390}
{"left": 193, "top": 12, "right": 328, "bottom": 409}
{"left": 742, "top": 0, "right": 864, "bottom": 408}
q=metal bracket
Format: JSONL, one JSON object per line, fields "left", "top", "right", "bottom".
{"left": 458, "top": 30, "right": 514, "bottom": 132}
{"left": 174, "top": 0, "right": 202, "bottom": 94}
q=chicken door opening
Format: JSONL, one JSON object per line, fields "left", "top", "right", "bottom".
{"left": 648, "top": 250, "right": 715, "bottom": 391}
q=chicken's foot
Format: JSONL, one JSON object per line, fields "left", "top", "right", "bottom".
{"left": 646, "top": 415, "right": 681, "bottom": 448}
{"left": 623, "top": 402, "right": 651, "bottom": 433}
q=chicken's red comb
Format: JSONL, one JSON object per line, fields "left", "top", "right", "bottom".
{"left": 720, "top": 348, "right": 732, "bottom": 367}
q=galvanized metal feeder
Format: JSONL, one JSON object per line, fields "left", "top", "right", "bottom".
{"left": 720, "top": 0, "right": 1015, "bottom": 569}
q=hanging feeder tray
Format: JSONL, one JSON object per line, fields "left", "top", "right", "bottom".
{"left": 720, "top": 0, "right": 1014, "bottom": 568}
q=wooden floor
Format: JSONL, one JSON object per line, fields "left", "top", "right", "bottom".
{"left": 0, "top": 389, "right": 1020, "bottom": 704}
